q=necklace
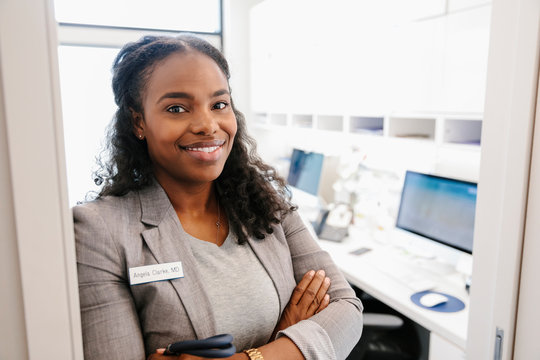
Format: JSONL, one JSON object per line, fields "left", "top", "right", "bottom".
{"left": 215, "top": 198, "right": 221, "bottom": 244}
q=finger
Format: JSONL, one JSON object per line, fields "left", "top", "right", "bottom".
{"left": 291, "top": 270, "right": 316, "bottom": 305}
{"left": 316, "top": 294, "right": 330, "bottom": 314}
{"left": 298, "top": 269, "right": 325, "bottom": 310}
{"left": 307, "top": 276, "right": 330, "bottom": 315}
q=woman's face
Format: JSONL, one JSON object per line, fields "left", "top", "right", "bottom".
{"left": 135, "top": 51, "right": 237, "bottom": 187}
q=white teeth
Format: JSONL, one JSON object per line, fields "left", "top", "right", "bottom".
{"left": 186, "top": 145, "right": 220, "bottom": 153}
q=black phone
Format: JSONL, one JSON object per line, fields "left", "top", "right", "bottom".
{"left": 164, "top": 334, "right": 235, "bottom": 358}
{"left": 349, "top": 247, "right": 372, "bottom": 256}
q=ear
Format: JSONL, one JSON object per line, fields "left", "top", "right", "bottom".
{"left": 130, "top": 108, "right": 145, "bottom": 139}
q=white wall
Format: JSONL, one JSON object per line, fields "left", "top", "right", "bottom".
{"left": 466, "top": 0, "right": 540, "bottom": 357}
{"left": 0, "top": 57, "right": 29, "bottom": 360}
{"left": 514, "top": 71, "right": 540, "bottom": 358}
{"left": 0, "top": 0, "right": 83, "bottom": 358}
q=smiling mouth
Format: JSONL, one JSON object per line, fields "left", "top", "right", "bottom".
{"left": 179, "top": 140, "right": 225, "bottom": 153}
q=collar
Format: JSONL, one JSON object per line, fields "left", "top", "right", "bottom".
{"left": 138, "top": 179, "right": 173, "bottom": 226}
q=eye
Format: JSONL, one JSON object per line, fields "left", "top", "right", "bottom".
{"left": 213, "top": 101, "right": 228, "bottom": 110}
{"left": 166, "top": 105, "right": 186, "bottom": 113}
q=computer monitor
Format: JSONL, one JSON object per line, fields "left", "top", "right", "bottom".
{"left": 396, "top": 171, "right": 477, "bottom": 254}
{"left": 287, "top": 149, "right": 324, "bottom": 196}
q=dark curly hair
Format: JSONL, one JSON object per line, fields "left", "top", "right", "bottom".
{"left": 94, "top": 34, "right": 294, "bottom": 243}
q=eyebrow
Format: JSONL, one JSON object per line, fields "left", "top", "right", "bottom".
{"left": 157, "top": 89, "right": 230, "bottom": 104}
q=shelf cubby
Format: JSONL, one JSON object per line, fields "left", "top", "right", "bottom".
{"left": 388, "top": 116, "right": 436, "bottom": 140}
{"left": 291, "top": 114, "right": 313, "bottom": 128}
{"left": 349, "top": 116, "right": 384, "bottom": 135}
{"left": 316, "top": 115, "right": 343, "bottom": 131}
{"left": 269, "top": 113, "right": 288, "bottom": 126}
{"left": 254, "top": 112, "right": 268, "bottom": 125}
{"left": 443, "top": 119, "right": 482, "bottom": 145}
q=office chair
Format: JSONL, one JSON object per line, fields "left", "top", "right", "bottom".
{"left": 346, "top": 292, "right": 419, "bottom": 360}
{"left": 347, "top": 313, "right": 411, "bottom": 360}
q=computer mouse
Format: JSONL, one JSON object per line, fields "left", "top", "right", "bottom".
{"left": 419, "top": 293, "right": 449, "bottom": 307}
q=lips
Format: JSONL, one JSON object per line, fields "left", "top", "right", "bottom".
{"left": 179, "top": 139, "right": 226, "bottom": 162}
{"left": 180, "top": 139, "right": 225, "bottom": 150}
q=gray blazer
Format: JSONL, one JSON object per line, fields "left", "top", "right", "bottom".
{"left": 74, "top": 181, "right": 363, "bottom": 360}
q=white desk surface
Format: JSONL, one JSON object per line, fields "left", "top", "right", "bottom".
{"left": 318, "top": 228, "right": 469, "bottom": 350}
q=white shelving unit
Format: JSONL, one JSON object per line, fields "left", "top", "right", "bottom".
{"left": 251, "top": 111, "right": 482, "bottom": 184}
{"left": 254, "top": 112, "right": 482, "bottom": 148}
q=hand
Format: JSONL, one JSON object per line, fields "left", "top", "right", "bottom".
{"left": 272, "top": 269, "right": 331, "bottom": 337}
{"left": 147, "top": 348, "right": 206, "bottom": 360}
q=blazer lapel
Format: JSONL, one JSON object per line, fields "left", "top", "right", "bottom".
{"left": 138, "top": 182, "right": 216, "bottom": 339}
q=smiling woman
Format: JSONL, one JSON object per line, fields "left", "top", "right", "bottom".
{"left": 73, "top": 34, "right": 363, "bottom": 360}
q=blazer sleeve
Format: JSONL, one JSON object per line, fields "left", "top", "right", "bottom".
{"left": 276, "top": 211, "right": 363, "bottom": 360}
{"left": 74, "top": 204, "right": 146, "bottom": 360}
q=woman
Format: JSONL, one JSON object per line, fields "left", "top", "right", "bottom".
{"left": 74, "top": 34, "right": 363, "bottom": 360}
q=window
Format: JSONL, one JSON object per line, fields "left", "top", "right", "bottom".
{"left": 55, "top": 0, "right": 221, "bottom": 33}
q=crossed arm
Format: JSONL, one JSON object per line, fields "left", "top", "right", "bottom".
{"left": 148, "top": 269, "right": 332, "bottom": 360}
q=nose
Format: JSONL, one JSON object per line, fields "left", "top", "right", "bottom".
{"left": 190, "top": 109, "right": 218, "bottom": 135}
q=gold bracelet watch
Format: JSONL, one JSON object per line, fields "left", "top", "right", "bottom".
{"left": 244, "top": 348, "right": 264, "bottom": 360}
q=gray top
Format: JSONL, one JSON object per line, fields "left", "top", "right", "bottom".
{"left": 187, "top": 231, "right": 280, "bottom": 351}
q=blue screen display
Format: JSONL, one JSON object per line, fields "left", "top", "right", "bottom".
{"left": 287, "top": 149, "right": 324, "bottom": 196}
{"left": 396, "top": 171, "right": 477, "bottom": 254}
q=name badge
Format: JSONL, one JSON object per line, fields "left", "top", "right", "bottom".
{"left": 129, "top": 261, "right": 184, "bottom": 285}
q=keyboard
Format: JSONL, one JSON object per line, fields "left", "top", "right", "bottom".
{"left": 363, "top": 250, "right": 439, "bottom": 292}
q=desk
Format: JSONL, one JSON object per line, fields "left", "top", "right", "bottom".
{"left": 318, "top": 227, "right": 469, "bottom": 359}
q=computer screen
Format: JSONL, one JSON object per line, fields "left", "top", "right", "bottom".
{"left": 287, "top": 149, "right": 324, "bottom": 196}
{"left": 396, "top": 171, "right": 477, "bottom": 254}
